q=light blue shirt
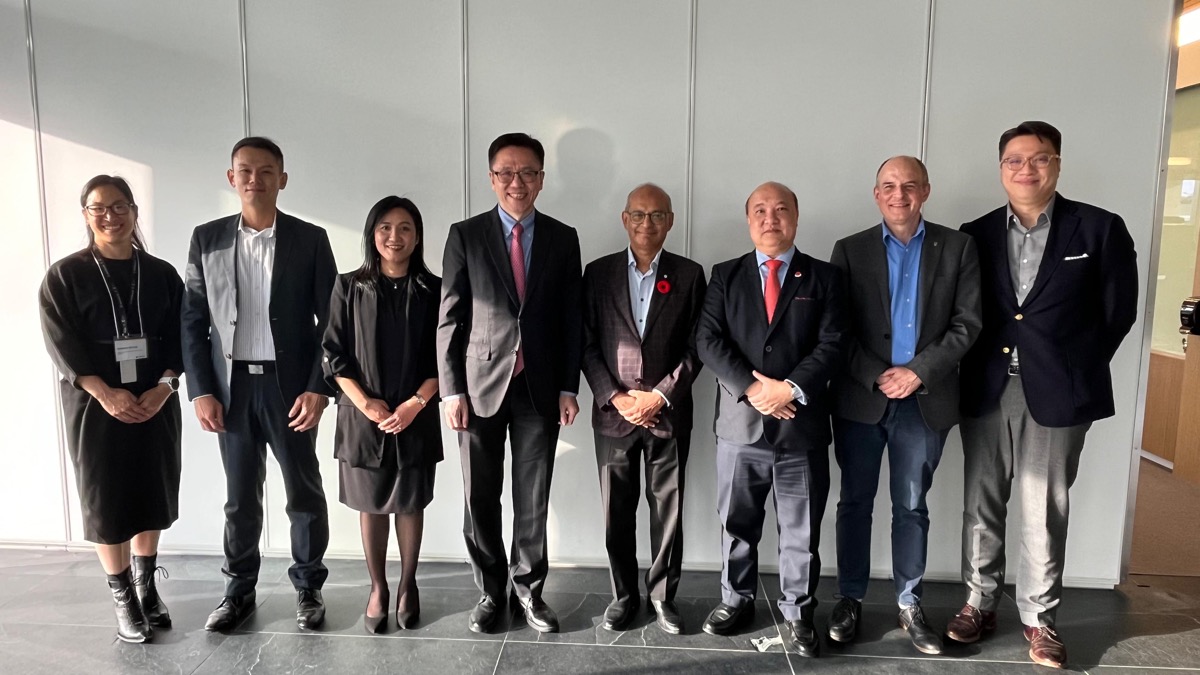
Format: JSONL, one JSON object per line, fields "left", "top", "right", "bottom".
{"left": 882, "top": 220, "right": 925, "bottom": 366}
{"left": 627, "top": 248, "right": 662, "bottom": 339}
{"left": 753, "top": 246, "right": 806, "bottom": 405}
{"left": 497, "top": 206, "right": 535, "bottom": 272}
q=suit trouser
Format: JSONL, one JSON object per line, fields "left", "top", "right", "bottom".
{"left": 960, "top": 374, "right": 1089, "bottom": 627}
{"left": 460, "top": 374, "right": 560, "bottom": 603}
{"left": 715, "top": 436, "right": 830, "bottom": 621}
{"left": 594, "top": 427, "right": 689, "bottom": 603}
{"left": 833, "top": 397, "right": 949, "bottom": 607}
{"left": 218, "top": 369, "right": 330, "bottom": 597}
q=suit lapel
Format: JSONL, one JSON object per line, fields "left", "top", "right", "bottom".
{"left": 917, "top": 224, "right": 942, "bottom": 334}
{"left": 867, "top": 232, "right": 892, "bottom": 329}
{"left": 1022, "top": 197, "right": 1079, "bottom": 308}
{"left": 483, "top": 208, "right": 521, "bottom": 309}
{"left": 641, "top": 251, "right": 672, "bottom": 339}
{"left": 983, "top": 209, "right": 1017, "bottom": 306}
{"left": 270, "top": 211, "right": 293, "bottom": 304}
{"left": 611, "top": 253, "right": 640, "bottom": 338}
{"left": 214, "top": 215, "right": 239, "bottom": 297}
{"left": 765, "top": 251, "right": 807, "bottom": 340}
{"left": 524, "top": 212, "right": 552, "bottom": 304}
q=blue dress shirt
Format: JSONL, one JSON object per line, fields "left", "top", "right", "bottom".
{"left": 497, "top": 206, "right": 535, "bottom": 272}
{"left": 882, "top": 220, "right": 924, "bottom": 366}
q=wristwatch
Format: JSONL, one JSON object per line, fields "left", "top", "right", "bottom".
{"left": 412, "top": 393, "right": 428, "bottom": 407}
{"left": 158, "top": 376, "right": 180, "bottom": 393}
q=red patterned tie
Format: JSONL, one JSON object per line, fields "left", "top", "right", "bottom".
{"left": 511, "top": 222, "right": 526, "bottom": 377}
{"left": 764, "top": 258, "right": 783, "bottom": 323}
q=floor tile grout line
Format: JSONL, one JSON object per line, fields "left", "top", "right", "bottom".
{"left": 758, "top": 575, "right": 795, "bottom": 674}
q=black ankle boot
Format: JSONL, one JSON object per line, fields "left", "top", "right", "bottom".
{"left": 132, "top": 554, "right": 171, "bottom": 628}
{"left": 107, "top": 568, "right": 152, "bottom": 643}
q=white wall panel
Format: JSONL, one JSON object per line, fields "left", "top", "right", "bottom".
{"left": 465, "top": 0, "right": 693, "bottom": 566}
{"left": 28, "top": 0, "right": 245, "bottom": 548}
{"left": 923, "top": 0, "right": 1174, "bottom": 585}
{"left": 0, "top": 0, "right": 68, "bottom": 543}
{"left": 243, "top": 1, "right": 466, "bottom": 558}
{"left": 690, "top": 1, "right": 933, "bottom": 572}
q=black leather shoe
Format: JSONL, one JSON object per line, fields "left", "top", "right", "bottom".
{"left": 131, "top": 555, "right": 171, "bottom": 628}
{"left": 702, "top": 602, "right": 754, "bottom": 636}
{"left": 899, "top": 605, "right": 943, "bottom": 655}
{"left": 827, "top": 597, "right": 861, "bottom": 643}
{"left": 783, "top": 618, "right": 820, "bottom": 657}
{"left": 650, "top": 599, "right": 684, "bottom": 635}
{"left": 364, "top": 588, "right": 389, "bottom": 635}
{"left": 107, "top": 568, "right": 152, "bottom": 643}
{"left": 468, "top": 595, "right": 502, "bottom": 634}
{"left": 602, "top": 596, "right": 639, "bottom": 631}
{"left": 205, "top": 591, "right": 256, "bottom": 632}
{"left": 296, "top": 589, "right": 325, "bottom": 630}
{"left": 518, "top": 596, "right": 559, "bottom": 633}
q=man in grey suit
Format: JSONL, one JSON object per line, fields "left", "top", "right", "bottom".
{"left": 182, "top": 137, "right": 336, "bottom": 632}
{"left": 438, "top": 132, "right": 583, "bottom": 634}
{"left": 581, "top": 184, "right": 706, "bottom": 635}
{"left": 827, "top": 156, "right": 981, "bottom": 655}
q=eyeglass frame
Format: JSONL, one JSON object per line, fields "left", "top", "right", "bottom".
{"left": 83, "top": 201, "right": 136, "bottom": 217}
{"left": 490, "top": 168, "right": 543, "bottom": 184}
{"left": 624, "top": 210, "right": 672, "bottom": 225}
{"left": 999, "top": 154, "right": 1060, "bottom": 171}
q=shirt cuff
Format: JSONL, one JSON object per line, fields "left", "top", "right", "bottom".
{"left": 442, "top": 393, "right": 465, "bottom": 402}
{"left": 785, "top": 379, "right": 808, "bottom": 406}
{"left": 560, "top": 391, "right": 577, "bottom": 398}
{"left": 653, "top": 388, "right": 671, "bottom": 407}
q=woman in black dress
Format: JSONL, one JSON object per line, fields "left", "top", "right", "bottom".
{"left": 323, "top": 196, "right": 442, "bottom": 633}
{"left": 38, "top": 175, "right": 183, "bottom": 643}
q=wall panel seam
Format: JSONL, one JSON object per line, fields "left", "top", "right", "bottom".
{"left": 684, "top": 0, "right": 698, "bottom": 258}
{"left": 461, "top": 0, "right": 471, "bottom": 220}
{"left": 920, "top": 0, "right": 935, "bottom": 159}
{"left": 239, "top": 0, "right": 251, "bottom": 135}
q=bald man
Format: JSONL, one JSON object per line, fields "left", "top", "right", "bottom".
{"left": 695, "top": 182, "right": 848, "bottom": 657}
{"left": 581, "top": 184, "right": 706, "bottom": 635}
{"left": 827, "top": 156, "right": 981, "bottom": 655}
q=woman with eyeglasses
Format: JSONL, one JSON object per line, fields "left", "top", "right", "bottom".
{"left": 38, "top": 175, "right": 184, "bottom": 643}
{"left": 322, "top": 196, "right": 442, "bottom": 633}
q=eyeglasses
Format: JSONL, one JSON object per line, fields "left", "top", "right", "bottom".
{"left": 625, "top": 210, "right": 671, "bottom": 224}
{"left": 1000, "top": 154, "right": 1059, "bottom": 171}
{"left": 491, "top": 169, "right": 542, "bottom": 184}
{"left": 84, "top": 202, "right": 134, "bottom": 216}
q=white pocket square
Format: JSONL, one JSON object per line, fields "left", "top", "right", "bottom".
{"left": 1063, "top": 253, "right": 1089, "bottom": 261}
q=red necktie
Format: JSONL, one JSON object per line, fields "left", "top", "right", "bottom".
{"left": 511, "top": 222, "right": 526, "bottom": 377}
{"left": 764, "top": 258, "right": 783, "bottom": 323}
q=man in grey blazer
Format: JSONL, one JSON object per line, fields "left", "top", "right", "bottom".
{"left": 828, "top": 156, "right": 981, "bottom": 655}
{"left": 182, "top": 137, "right": 337, "bottom": 632}
{"left": 581, "top": 184, "right": 706, "bottom": 635}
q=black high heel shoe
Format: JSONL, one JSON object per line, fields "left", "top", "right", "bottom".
{"left": 396, "top": 585, "right": 420, "bottom": 630}
{"left": 365, "top": 588, "right": 390, "bottom": 634}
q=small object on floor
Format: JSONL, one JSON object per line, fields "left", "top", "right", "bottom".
{"left": 751, "top": 634, "right": 783, "bottom": 652}
{"left": 107, "top": 567, "right": 152, "bottom": 643}
{"left": 131, "top": 554, "right": 171, "bottom": 628}
{"left": 296, "top": 589, "right": 325, "bottom": 630}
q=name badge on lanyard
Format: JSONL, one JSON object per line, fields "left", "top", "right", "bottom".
{"left": 92, "top": 249, "right": 145, "bottom": 384}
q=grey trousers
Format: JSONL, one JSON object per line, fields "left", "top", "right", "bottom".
{"left": 960, "top": 375, "right": 1090, "bottom": 627}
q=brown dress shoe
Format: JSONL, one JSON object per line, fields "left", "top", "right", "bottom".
{"left": 944, "top": 603, "right": 997, "bottom": 643}
{"left": 1024, "top": 625, "right": 1067, "bottom": 669}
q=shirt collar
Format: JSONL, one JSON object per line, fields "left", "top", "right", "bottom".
{"left": 497, "top": 205, "right": 536, "bottom": 236}
{"left": 881, "top": 218, "right": 926, "bottom": 246}
{"left": 755, "top": 246, "right": 796, "bottom": 269}
{"left": 627, "top": 247, "right": 663, "bottom": 275}
{"left": 1006, "top": 194, "right": 1055, "bottom": 232}
{"left": 238, "top": 214, "right": 277, "bottom": 237}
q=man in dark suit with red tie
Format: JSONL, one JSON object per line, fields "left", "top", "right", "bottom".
{"left": 438, "top": 132, "right": 583, "bottom": 635}
{"left": 581, "top": 184, "right": 706, "bottom": 635}
{"left": 695, "top": 182, "right": 848, "bottom": 657}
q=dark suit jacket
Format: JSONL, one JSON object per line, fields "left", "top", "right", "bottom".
{"left": 322, "top": 272, "right": 443, "bottom": 468}
{"left": 181, "top": 211, "right": 337, "bottom": 406}
{"left": 830, "top": 222, "right": 982, "bottom": 431}
{"left": 959, "top": 193, "right": 1138, "bottom": 427}
{"left": 696, "top": 249, "right": 849, "bottom": 449}
{"left": 581, "top": 249, "right": 706, "bottom": 439}
{"left": 437, "top": 207, "right": 583, "bottom": 418}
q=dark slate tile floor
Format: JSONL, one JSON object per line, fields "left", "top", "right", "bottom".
{"left": 0, "top": 548, "right": 1197, "bottom": 674}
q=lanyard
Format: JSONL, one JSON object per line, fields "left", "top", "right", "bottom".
{"left": 90, "top": 248, "right": 143, "bottom": 339}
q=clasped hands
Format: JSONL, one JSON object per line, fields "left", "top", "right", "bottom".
{"left": 357, "top": 396, "right": 419, "bottom": 434}
{"left": 95, "top": 382, "right": 172, "bottom": 424}
{"left": 611, "top": 389, "right": 664, "bottom": 428}
{"left": 744, "top": 370, "right": 797, "bottom": 419}
{"left": 876, "top": 366, "right": 922, "bottom": 399}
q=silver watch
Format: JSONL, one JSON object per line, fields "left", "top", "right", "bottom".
{"left": 158, "top": 376, "right": 180, "bottom": 393}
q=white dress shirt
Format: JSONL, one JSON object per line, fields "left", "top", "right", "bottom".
{"left": 231, "top": 216, "right": 276, "bottom": 361}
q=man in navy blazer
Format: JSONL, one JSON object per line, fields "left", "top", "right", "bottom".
{"left": 695, "top": 182, "right": 848, "bottom": 657}
{"left": 437, "top": 132, "right": 583, "bottom": 635}
{"left": 947, "top": 122, "right": 1138, "bottom": 669}
{"left": 581, "top": 183, "right": 706, "bottom": 635}
{"left": 182, "top": 137, "right": 337, "bottom": 632}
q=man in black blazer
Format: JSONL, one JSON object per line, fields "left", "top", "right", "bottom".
{"left": 182, "top": 137, "right": 337, "bottom": 631}
{"left": 695, "top": 182, "right": 848, "bottom": 657}
{"left": 438, "top": 132, "right": 583, "bottom": 634}
{"left": 947, "top": 122, "right": 1138, "bottom": 669}
{"left": 828, "top": 156, "right": 981, "bottom": 655}
{"left": 581, "top": 184, "right": 706, "bottom": 635}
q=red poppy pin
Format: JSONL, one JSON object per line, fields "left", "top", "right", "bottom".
{"left": 656, "top": 277, "right": 671, "bottom": 294}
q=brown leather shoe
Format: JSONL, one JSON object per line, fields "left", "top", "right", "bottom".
{"left": 944, "top": 603, "right": 997, "bottom": 643}
{"left": 1024, "top": 625, "right": 1067, "bottom": 669}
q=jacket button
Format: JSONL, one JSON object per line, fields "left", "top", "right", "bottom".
{"left": 765, "top": 346, "right": 773, "bottom": 353}
{"left": 1015, "top": 313, "right": 1024, "bottom": 320}
{"left": 883, "top": 333, "right": 891, "bottom": 340}
{"left": 635, "top": 378, "right": 644, "bottom": 384}
{"left": 1002, "top": 347, "right": 1011, "bottom": 354}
